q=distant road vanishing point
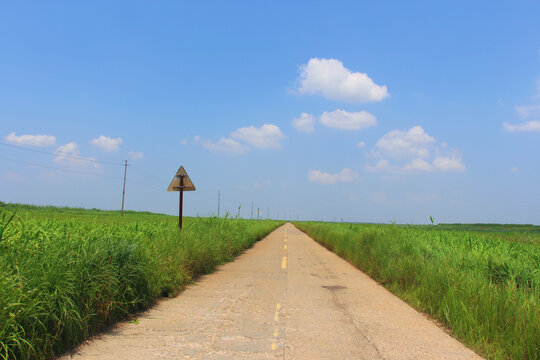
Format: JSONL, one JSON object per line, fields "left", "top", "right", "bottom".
{"left": 61, "top": 224, "right": 483, "bottom": 360}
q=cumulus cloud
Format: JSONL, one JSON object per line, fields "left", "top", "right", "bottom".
{"left": 4, "top": 132, "right": 56, "bottom": 147}
{"left": 54, "top": 142, "right": 100, "bottom": 169}
{"left": 90, "top": 135, "right": 123, "bottom": 152}
{"left": 292, "top": 113, "right": 315, "bottom": 133}
{"left": 319, "top": 109, "right": 377, "bottom": 131}
{"left": 375, "top": 126, "right": 435, "bottom": 159}
{"left": 504, "top": 81, "right": 540, "bottom": 133}
{"left": 296, "top": 58, "right": 389, "bottom": 102}
{"left": 403, "top": 158, "right": 433, "bottom": 172}
{"left": 502, "top": 120, "right": 540, "bottom": 133}
{"left": 356, "top": 141, "right": 366, "bottom": 148}
{"left": 202, "top": 137, "right": 249, "bottom": 154}
{"left": 368, "top": 126, "right": 465, "bottom": 173}
{"left": 128, "top": 151, "right": 144, "bottom": 160}
{"left": 515, "top": 104, "right": 540, "bottom": 118}
{"left": 432, "top": 156, "right": 466, "bottom": 172}
{"left": 308, "top": 168, "right": 358, "bottom": 185}
{"left": 231, "top": 124, "right": 284, "bottom": 149}
{"left": 510, "top": 166, "right": 518, "bottom": 174}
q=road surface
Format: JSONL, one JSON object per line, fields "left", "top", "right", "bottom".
{"left": 61, "top": 223, "right": 483, "bottom": 360}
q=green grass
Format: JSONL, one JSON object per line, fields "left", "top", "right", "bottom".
{"left": 0, "top": 203, "right": 283, "bottom": 360}
{"left": 294, "top": 222, "right": 539, "bottom": 360}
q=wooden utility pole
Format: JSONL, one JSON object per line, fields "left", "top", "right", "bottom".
{"left": 121, "top": 160, "right": 127, "bottom": 216}
{"left": 217, "top": 191, "right": 221, "bottom": 218}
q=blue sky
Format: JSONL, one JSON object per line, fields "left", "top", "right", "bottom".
{"left": 1, "top": 1, "right": 539, "bottom": 224}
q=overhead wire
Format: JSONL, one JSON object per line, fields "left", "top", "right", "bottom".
{"left": 0, "top": 156, "right": 123, "bottom": 180}
{"left": 0, "top": 141, "right": 126, "bottom": 166}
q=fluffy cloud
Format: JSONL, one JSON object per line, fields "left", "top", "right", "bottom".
{"left": 515, "top": 104, "right": 540, "bottom": 118}
{"left": 231, "top": 124, "right": 284, "bottom": 149}
{"left": 308, "top": 168, "right": 358, "bottom": 185}
{"left": 375, "top": 126, "right": 435, "bottom": 159}
{"left": 502, "top": 120, "right": 540, "bottom": 133}
{"left": 403, "top": 158, "right": 433, "bottom": 172}
{"left": 292, "top": 113, "right": 315, "bottom": 133}
{"left": 202, "top": 137, "right": 249, "bottom": 154}
{"left": 90, "top": 135, "right": 123, "bottom": 152}
{"left": 4, "top": 132, "right": 56, "bottom": 147}
{"left": 432, "top": 156, "right": 466, "bottom": 172}
{"left": 368, "top": 126, "right": 465, "bottom": 173}
{"left": 356, "top": 141, "right": 366, "bottom": 148}
{"left": 128, "top": 151, "right": 144, "bottom": 160}
{"left": 296, "top": 58, "right": 389, "bottom": 102}
{"left": 54, "top": 142, "right": 100, "bottom": 169}
{"left": 503, "top": 81, "right": 540, "bottom": 133}
{"left": 319, "top": 109, "right": 377, "bottom": 131}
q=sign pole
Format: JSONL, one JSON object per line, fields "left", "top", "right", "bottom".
{"left": 179, "top": 175, "right": 184, "bottom": 229}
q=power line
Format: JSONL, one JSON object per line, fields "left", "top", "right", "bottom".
{"left": 0, "top": 156, "right": 122, "bottom": 179}
{"left": 0, "top": 141, "right": 125, "bottom": 166}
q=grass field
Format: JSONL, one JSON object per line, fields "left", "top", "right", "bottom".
{"left": 0, "top": 203, "right": 283, "bottom": 360}
{"left": 293, "top": 221, "right": 539, "bottom": 360}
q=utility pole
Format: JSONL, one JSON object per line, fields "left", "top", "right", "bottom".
{"left": 251, "top": 201, "right": 253, "bottom": 219}
{"left": 267, "top": 207, "right": 269, "bottom": 220}
{"left": 121, "top": 160, "right": 127, "bottom": 216}
{"left": 277, "top": 209, "right": 279, "bottom": 220}
{"left": 257, "top": 208, "right": 260, "bottom": 220}
{"left": 217, "top": 191, "right": 221, "bottom": 218}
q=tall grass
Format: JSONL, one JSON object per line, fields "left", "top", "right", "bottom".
{"left": 0, "top": 206, "right": 282, "bottom": 360}
{"left": 294, "top": 222, "right": 539, "bottom": 360}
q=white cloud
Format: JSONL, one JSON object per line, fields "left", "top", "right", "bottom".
{"left": 368, "top": 127, "right": 465, "bottom": 173}
{"left": 292, "top": 113, "right": 315, "bottom": 133}
{"left": 308, "top": 168, "right": 358, "bottom": 185}
{"left": 54, "top": 142, "right": 100, "bottom": 169}
{"left": 180, "top": 139, "right": 189, "bottom": 145}
{"left": 90, "top": 135, "right": 123, "bottom": 152}
{"left": 4, "top": 132, "right": 56, "bottom": 147}
{"left": 510, "top": 166, "right": 518, "bottom": 174}
{"left": 502, "top": 120, "right": 540, "bottom": 133}
{"left": 432, "top": 156, "right": 466, "bottom": 172}
{"left": 128, "top": 151, "right": 144, "bottom": 160}
{"left": 404, "top": 158, "right": 433, "bottom": 172}
{"left": 375, "top": 126, "right": 435, "bottom": 159}
{"left": 319, "top": 109, "right": 377, "bottom": 131}
{"left": 296, "top": 58, "right": 389, "bottom": 102}
{"left": 231, "top": 124, "right": 284, "bottom": 149}
{"left": 515, "top": 104, "right": 540, "bottom": 118}
{"left": 202, "top": 137, "right": 249, "bottom": 154}
{"left": 356, "top": 141, "right": 366, "bottom": 148}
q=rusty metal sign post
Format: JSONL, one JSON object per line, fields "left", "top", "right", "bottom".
{"left": 167, "top": 166, "right": 196, "bottom": 229}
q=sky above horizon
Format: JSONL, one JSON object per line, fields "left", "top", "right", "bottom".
{"left": 1, "top": 1, "right": 539, "bottom": 224}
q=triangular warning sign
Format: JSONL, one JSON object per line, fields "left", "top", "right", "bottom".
{"left": 167, "top": 166, "right": 196, "bottom": 191}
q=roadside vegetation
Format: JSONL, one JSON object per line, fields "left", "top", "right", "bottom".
{"left": 294, "top": 222, "right": 539, "bottom": 360}
{"left": 0, "top": 203, "right": 282, "bottom": 360}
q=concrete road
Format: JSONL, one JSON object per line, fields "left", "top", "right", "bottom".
{"left": 61, "top": 224, "right": 483, "bottom": 360}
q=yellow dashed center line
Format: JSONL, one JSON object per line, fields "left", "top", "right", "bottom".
{"left": 281, "top": 256, "right": 287, "bottom": 269}
{"left": 274, "top": 303, "right": 281, "bottom": 321}
{"left": 273, "top": 328, "right": 279, "bottom": 337}
{"left": 284, "top": 244, "right": 287, "bottom": 250}
{"left": 271, "top": 342, "right": 276, "bottom": 350}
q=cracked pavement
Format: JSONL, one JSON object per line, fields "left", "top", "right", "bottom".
{"left": 60, "top": 224, "right": 483, "bottom": 360}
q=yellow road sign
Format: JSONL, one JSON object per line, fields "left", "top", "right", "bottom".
{"left": 167, "top": 166, "right": 196, "bottom": 191}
